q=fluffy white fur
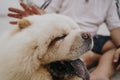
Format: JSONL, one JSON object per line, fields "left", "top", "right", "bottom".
{"left": 0, "top": 14, "right": 91, "bottom": 80}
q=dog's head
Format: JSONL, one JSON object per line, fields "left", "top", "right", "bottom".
{"left": 16, "top": 14, "right": 92, "bottom": 65}
{"left": 0, "top": 14, "right": 92, "bottom": 80}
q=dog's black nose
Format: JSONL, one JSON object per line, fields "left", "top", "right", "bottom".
{"left": 82, "top": 33, "right": 91, "bottom": 40}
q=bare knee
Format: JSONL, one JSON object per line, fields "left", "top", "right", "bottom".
{"left": 102, "top": 40, "right": 116, "bottom": 53}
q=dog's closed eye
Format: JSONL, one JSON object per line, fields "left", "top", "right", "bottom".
{"left": 48, "top": 35, "right": 66, "bottom": 47}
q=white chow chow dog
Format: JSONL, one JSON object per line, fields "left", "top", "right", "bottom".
{"left": 0, "top": 14, "right": 92, "bottom": 80}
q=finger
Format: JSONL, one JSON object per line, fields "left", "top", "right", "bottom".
{"left": 113, "top": 52, "right": 119, "bottom": 63}
{"left": 8, "top": 8, "right": 24, "bottom": 14}
{"left": 30, "top": 5, "right": 40, "bottom": 14}
{"left": 20, "top": 2, "right": 31, "bottom": 12}
{"left": 9, "top": 21, "right": 17, "bottom": 25}
{"left": 8, "top": 13, "right": 23, "bottom": 19}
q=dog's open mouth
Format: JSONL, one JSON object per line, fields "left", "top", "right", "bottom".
{"left": 46, "top": 59, "right": 89, "bottom": 80}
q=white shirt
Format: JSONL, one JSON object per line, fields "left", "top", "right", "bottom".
{"left": 45, "top": 0, "right": 120, "bottom": 36}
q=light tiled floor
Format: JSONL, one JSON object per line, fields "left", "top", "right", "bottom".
{"left": 0, "top": 16, "right": 120, "bottom": 80}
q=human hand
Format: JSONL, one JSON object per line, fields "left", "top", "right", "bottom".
{"left": 113, "top": 48, "right": 120, "bottom": 70}
{"left": 8, "top": 2, "right": 45, "bottom": 24}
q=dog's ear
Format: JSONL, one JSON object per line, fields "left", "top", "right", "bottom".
{"left": 18, "top": 19, "right": 31, "bottom": 29}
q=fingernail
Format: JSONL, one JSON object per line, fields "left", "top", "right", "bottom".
{"left": 114, "top": 59, "right": 117, "bottom": 62}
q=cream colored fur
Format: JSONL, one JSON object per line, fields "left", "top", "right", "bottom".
{"left": 0, "top": 14, "right": 91, "bottom": 80}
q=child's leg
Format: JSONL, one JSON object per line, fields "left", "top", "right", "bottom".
{"left": 80, "top": 36, "right": 115, "bottom": 68}
{"left": 80, "top": 35, "right": 117, "bottom": 80}
{"left": 90, "top": 49, "right": 116, "bottom": 80}
{"left": 80, "top": 51, "right": 101, "bottom": 68}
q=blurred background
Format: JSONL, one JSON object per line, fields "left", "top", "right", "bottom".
{"left": 0, "top": 0, "right": 119, "bottom": 80}
{"left": 0, "top": 0, "right": 21, "bottom": 35}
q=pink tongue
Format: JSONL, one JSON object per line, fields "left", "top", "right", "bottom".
{"left": 70, "top": 59, "right": 89, "bottom": 80}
